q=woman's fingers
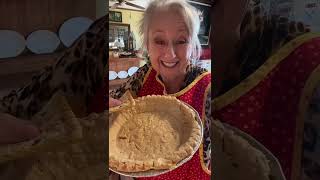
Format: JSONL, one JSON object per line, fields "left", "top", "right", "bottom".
{"left": 109, "top": 97, "right": 122, "bottom": 108}
{"left": 0, "top": 113, "right": 40, "bottom": 145}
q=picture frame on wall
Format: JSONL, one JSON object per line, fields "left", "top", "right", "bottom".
{"left": 109, "top": 23, "right": 130, "bottom": 51}
{"left": 109, "top": 11, "right": 122, "bottom": 22}
{"left": 188, "top": 1, "right": 211, "bottom": 46}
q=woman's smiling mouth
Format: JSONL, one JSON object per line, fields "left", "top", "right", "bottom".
{"left": 161, "top": 60, "right": 179, "bottom": 68}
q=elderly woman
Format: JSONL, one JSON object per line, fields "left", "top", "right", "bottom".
{"left": 109, "top": 0, "right": 211, "bottom": 179}
{"left": 212, "top": 0, "right": 320, "bottom": 180}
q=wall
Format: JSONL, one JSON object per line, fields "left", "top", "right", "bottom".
{"left": 96, "top": 0, "right": 107, "bottom": 18}
{"left": 109, "top": 9, "right": 144, "bottom": 50}
{"left": 293, "top": 0, "right": 320, "bottom": 31}
{"left": 0, "top": 0, "right": 96, "bottom": 36}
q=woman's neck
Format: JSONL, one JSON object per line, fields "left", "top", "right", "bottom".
{"left": 165, "top": 82, "right": 183, "bottom": 94}
{"left": 160, "top": 75, "right": 186, "bottom": 94}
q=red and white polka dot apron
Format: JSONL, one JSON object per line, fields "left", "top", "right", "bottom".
{"left": 137, "top": 68, "right": 211, "bottom": 180}
{"left": 213, "top": 34, "right": 320, "bottom": 180}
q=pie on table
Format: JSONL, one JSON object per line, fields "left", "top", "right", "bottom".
{"left": 109, "top": 95, "right": 202, "bottom": 172}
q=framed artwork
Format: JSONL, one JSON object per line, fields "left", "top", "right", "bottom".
{"left": 109, "top": 11, "right": 122, "bottom": 22}
{"left": 109, "top": 23, "right": 130, "bottom": 50}
{"left": 188, "top": 1, "right": 211, "bottom": 46}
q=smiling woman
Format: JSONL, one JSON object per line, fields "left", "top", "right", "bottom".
{"left": 109, "top": 0, "right": 211, "bottom": 179}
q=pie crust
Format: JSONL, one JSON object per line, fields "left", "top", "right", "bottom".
{"left": 109, "top": 95, "right": 202, "bottom": 172}
{"left": 0, "top": 92, "right": 82, "bottom": 163}
{"left": 213, "top": 120, "right": 272, "bottom": 180}
{"left": 0, "top": 91, "right": 110, "bottom": 180}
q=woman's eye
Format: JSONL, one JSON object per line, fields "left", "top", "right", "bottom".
{"left": 155, "top": 40, "right": 166, "bottom": 45}
{"left": 176, "top": 39, "right": 187, "bottom": 44}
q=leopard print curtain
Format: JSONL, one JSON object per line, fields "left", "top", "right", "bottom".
{"left": 0, "top": 15, "right": 107, "bottom": 119}
{"left": 235, "top": 0, "right": 310, "bottom": 83}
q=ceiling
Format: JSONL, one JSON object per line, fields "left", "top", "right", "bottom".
{"left": 109, "top": 0, "right": 212, "bottom": 11}
{"left": 109, "top": 0, "right": 151, "bottom": 11}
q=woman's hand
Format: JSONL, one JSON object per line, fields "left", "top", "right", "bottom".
{"left": 0, "top": 114, "right": 38, "bottom": 179}
{"left": 109, "top": 97, "right": 122, "bottom": 126}
{"left": 0, "top": 113, "right": 40, "bottom": 145}
{"left": 109, "top": 97, "right": 122, "bottom": 108}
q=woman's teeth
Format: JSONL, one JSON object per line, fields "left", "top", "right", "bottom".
{"left": 161, "top": 61, "right": 178, "bottom": 68}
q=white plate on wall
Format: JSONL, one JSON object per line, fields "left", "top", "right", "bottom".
{"left": 26, "top": 30, "right": 60, "bottom": 54}
{"left": 109, "top": 71, "right": 118, "bottom": 80}
{"left": 117, "top": 71, "right": 128, "bottom": 79}
{"left": 59, "top": 17, "right": 94, "bottom": 47}
{"left": 0, "top": 30, "right": 26, "bottom": 59}
{"left": 128, "top": 66, "right": 139, "bottom": 76}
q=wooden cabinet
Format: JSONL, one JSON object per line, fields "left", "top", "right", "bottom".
{"left": 109, "top": 57, "right": 143, "bottom": 90}
{"left": 109, "top": 57, "right": 142, "bottom": 72}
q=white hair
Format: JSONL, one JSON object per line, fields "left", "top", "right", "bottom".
{"left": 139, "top": 0, "right": 202, "bottom": 61}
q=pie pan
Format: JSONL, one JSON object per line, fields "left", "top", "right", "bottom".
{"left": 109, "top": 95, "right": 203, "bottom": 177}
{"left": 213, "top": 120, "right": 286, "bottom": 180}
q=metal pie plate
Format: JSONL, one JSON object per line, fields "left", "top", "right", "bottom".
{"left": 109, "top": 102, "right": 204, "bottom": 177}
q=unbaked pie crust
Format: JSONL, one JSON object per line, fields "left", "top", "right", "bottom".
{"left": 109, "top": 95, "right": 201, "bottom": 172}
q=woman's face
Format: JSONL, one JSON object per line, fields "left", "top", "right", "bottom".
{"left": 147, "top": 10, "right": 191, "bottom": 82}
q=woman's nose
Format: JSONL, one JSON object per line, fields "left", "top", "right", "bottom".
{"left": 164, "top": 43, "right": 176, "bottom": 59}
